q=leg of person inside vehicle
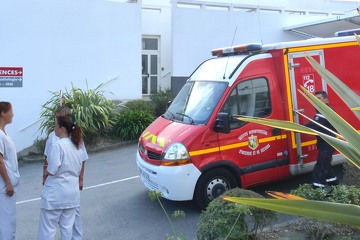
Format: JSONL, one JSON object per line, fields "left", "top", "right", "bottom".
{"left": 312, "top": 149, "right": 329, "bottom": 189}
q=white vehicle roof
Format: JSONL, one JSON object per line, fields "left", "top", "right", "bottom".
{"left": 262, "top": 35, "right": 357, "bottom": 51}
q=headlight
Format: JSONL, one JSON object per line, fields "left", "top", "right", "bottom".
{"left": 162, "top": 143, "right": 191, "bottom": 166}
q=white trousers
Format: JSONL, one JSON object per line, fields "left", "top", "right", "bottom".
{"left": 38, "top": 208, "right": 76, "bottom": 240}
{"left": 0, "top": 193, "right": 16, "bottom": 240}
{"left": 72, "top": 207, "right": 82, "bottom": 240}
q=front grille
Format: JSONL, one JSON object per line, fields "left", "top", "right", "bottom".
{"left": 147, "top": 150, "right": 162, "bottom": 160}
{"left": 142, "top": 177, "right": 159, "bottom": 190}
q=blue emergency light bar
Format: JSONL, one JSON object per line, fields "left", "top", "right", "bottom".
{"left": 211, "top": 43, "right": 262, "bottom": 56}
{"left": 335, "top": 28, "right": 360, "bottom": 37}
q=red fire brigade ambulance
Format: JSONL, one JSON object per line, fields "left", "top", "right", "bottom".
{"left": 136, "top": 35, "right": 360, "bottom": 209}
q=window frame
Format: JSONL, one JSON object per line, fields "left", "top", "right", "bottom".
{"left": 220, "top": 77, "right": 272, "bottom": 130}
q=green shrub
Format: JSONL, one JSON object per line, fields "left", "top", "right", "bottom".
{"left": 66, "top": 84, "right": 117, "bottom": 139}
{"left": 290, "top": 184, "right": 360, "bottom": 239}
{"left": 34, "top": 137, "right": 47, "bottom": 154}
{"left": 112, "top": 109, "right": 155, "bottom": 141}
{"left": 327, "top": 185, "right": 360, "bottom": 205}
{"left": 125, "top": 99, "right": 155, "bottom": 116}
{"left": 290, "top": 184, "right": 328, "bottom": 201}
{"left": 150, "top": 88, "right": 173, "bottom": 117}
{"left": 39, "top": 91, "right": 63, "bottom": 135}
{"left": 343, "top": 161, "right": 360, "bottom": 187}
{"left": 197, "top": 188, "right": 276, "bottom": 240}
{"left": 290, "top": 184, "right": 360, "bottom": 205}
{"left": 39, "top": 83, "right": 117, "bottom": 143}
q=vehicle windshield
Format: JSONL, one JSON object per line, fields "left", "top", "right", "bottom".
{"left": 164, "top": 81, "right": 228, "bottom": 125}
{"left": 190, "top": 56, "right": 243, "bottom": 80}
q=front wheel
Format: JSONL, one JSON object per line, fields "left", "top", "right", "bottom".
{"left": 194, "top": 168, "right": 238, "bottom": 210}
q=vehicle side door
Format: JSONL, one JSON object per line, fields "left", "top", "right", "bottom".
{"left": 217, "top": 72, "right": 288, "bottom": 187}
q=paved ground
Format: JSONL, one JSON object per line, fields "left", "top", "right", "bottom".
{"left": 16, "top": 142, "right": 351, "bottom": 239}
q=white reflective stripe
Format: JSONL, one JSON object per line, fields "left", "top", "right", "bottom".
{"left": 315, "top": 113, "right": 326, "bottom": 119}
{"left": 313, "top": 182, "right": 325, "bottom": 187}
{"left": 326, "top": 177, "right": 338, "bottom": 182}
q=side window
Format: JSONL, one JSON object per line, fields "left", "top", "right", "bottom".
{"left": 221, "top": 78, "right": 271, "bottom": 129}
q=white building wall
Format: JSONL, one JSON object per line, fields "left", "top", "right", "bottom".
{"left": 0, "top": 0, "right": 357, "bottom": 152}
{"left": 171, "top": 0, "right": 357, "bottom": 76}
{"left": 142, "top": 4, "right": 172, "bottom": 91}
{"left": 0, "top": 0, "right": 141, "bottom": 152}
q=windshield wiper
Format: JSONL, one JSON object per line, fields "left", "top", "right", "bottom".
{"left": 163, "top": 110, "right": 175, "bottom": 120}
{"left": 176, "top": 112, "right": 194, "bottom": 124}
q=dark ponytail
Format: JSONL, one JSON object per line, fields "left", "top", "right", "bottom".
{"left": 70, "top": 123, "right": 82, "bottom": 149}
{"left": 56, "top": 115, "right": 83, "bottom": 149}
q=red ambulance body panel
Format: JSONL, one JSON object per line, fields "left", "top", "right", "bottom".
{"left": 136, "top": 36, "right": 360, "bottom": 209}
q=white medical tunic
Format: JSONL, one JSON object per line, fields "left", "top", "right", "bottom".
{"left": 44, "top": 131, "right": 88, "bottom": 239}
{"left": 0, "top": 130, "right": 20, "bottom": 193}
{"left": 44, "top": 131, "right": 88, "bottom": 161}
{"left": 41, "top": 138, "right": 82, "bottom": 210}
{"left": 0, "top": 130, "right": 20, "bottom": 240}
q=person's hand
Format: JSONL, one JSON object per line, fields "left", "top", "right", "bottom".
{"left": 42, "top": 172, "right": 48, "bottom": 185}
{"left": 79, "top": 178, "right": 84, "bottom": 191}
{"left": 6, "top": 183, "right": 14, "bottom": 197}
{"left": 42, "top": 165, "right": 48, "bottom": 185}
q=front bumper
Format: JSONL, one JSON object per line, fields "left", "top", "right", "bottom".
{"left": 136, "top": 151, "right": 201, "bottom": 201}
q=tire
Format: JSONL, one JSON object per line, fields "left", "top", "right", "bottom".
{"left": 194, "top": 168, "right": 238, "bottom": 210}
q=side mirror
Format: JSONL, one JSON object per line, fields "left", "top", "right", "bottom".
{"left": 214, "top": 112, "right": 230, "bottom": 133}
{"left": 167, "top": 100, "right": 172, "bottom": 109}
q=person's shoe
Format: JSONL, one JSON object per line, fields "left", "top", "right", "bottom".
{"left": 312, "top": 183, "right": 325, "bottom": 190}
{"left": 327, "top": 179, "right": 339, "bottom": 186}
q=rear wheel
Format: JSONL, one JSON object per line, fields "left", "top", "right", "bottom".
{"left": 194, "top": 168, "right": 238, "bottom": 210}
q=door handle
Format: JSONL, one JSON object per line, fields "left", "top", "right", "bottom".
{"left": 272, "top": 128, "right": 281, "bottom": 136}
{"left": 293, "top": 109, "right": 304, "bottom": 115}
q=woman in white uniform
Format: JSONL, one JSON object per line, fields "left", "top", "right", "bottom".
{"left": 43, "top": 106, "right": 88, "bottom": 240}
{"left": 0, "top": 101, "right": 20, "bottom": 240}
{"left": 38, "top": 114, "right": 83, "bottom": 240}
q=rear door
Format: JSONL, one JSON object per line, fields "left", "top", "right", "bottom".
{"left": 288, "top": 50, "right": 327, "bottom": 166}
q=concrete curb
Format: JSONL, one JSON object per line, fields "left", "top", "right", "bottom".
{"left": 19, "top": 140, "right": 136, "bottom": 164}
{"left": 261, "top": 215, "right": 301, "bottom": 232}
{"left": 86, "top": 140, "right": 135, "bottom": 154}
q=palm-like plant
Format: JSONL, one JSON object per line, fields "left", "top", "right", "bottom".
{"left": 39, "top": 82, "right": 117, "bottom": 141}
{"left": 65, "top": 83, "right": 117, "bottom": 139}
